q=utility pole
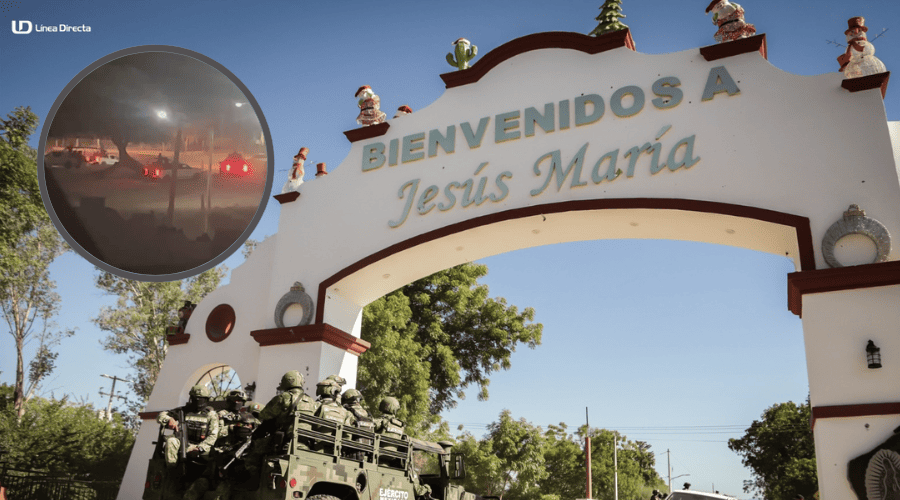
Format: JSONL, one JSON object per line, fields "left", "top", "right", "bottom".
{"left": 667, "top": 449, "right": 672, "bottom": 493}
{"left": 614, "top": 435, "right": 618, "bottom": 500}
{"left": 585, "top": 408, "right": 591, "bottom": 499}
{"left": 99, "top": 374, "right": 132, "bottom": 422}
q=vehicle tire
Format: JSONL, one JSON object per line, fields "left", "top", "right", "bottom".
{"left": 308, "top": 494, "right": 341, "bottom": 500}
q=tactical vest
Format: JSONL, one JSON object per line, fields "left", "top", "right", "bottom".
{"left": 346, "top": 405, "right": 375, "bottom": 431}
{"left": 377, "top": 416, "right": 405, "bottom": 438}
{"left": 316, "top": 399, "right": 348, "bottom": 424}
{"left": 184, "top": 410, "right": 212, "bottom": 444}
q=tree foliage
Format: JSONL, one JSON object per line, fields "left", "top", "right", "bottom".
{"left": 0, "top": 106, "right": 45, "bottom": 250}
{"left": 0, "top": 219, "right": 71, "bottom": 420}
{"left": 359, "top": 263, "right": 542, "bottom": 430}
{"left": 0, "top": 384, "right": 135, "bottom": 480}
{"left": 727, "top": 400, "right": 818, "bottom": 500}
{"left": 452, "top": 412, "right": 664, "bottom": 500}
{"left": 93, "top": 268, "right": 226, "bottom": 405}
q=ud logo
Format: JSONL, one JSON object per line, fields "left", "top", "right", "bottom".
{"left": 11, "top": 20, "right": 32, "bottom": 34}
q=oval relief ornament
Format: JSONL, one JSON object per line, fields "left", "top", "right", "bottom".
{"left": 864, "top": 448, "right": 900, "bottom": 500}
{"left": 822, "top": 204, "right": 891, "bottom": 268}
{"left": 274, "top": 281, "right": 314, "bottom": 328}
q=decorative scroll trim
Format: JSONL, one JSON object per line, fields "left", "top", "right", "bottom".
{"left": 699, "top": 33, "right": 767, "bottom": 62}
{"left": 439, "top": 30, "right": 636, "bottom": 90}
{"left": 274, "top": 282, "right": 314, "bottom": 328}
{"left": 250, "top": 323, "right": 371, "bottom": 355}
{"left": 822, "top": 205, "right": 891, "bottom": 268}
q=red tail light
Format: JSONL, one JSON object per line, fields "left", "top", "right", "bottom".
{"left": 226, "top": 164, "right": 231, "bottom": 171}
{"left": 289, "top": 478, "right": 297, "bottom": 488}
{"left": 143, "top": 167, "right": 149, "bottom": 176}
{"left": 279, "top": 478, "right": 286, "bottom": 489}
{"left": 242, "top": 164, "right": 248, "bottom": 172}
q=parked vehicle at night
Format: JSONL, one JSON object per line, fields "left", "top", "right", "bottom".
{"left": 44, "top": 149, "right": 87, "bottom": 169}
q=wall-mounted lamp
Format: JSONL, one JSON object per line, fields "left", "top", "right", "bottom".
{"left": 866, "top": 340, "right": 882, "bottom": 369}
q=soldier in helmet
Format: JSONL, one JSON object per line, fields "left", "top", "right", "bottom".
{"left": 156, "top": 385, "right": 220, "bottom": 500}
{"left": 215, "top": 389, "right": 248, "bottom": 444}
{"left": 342, "top": 389, "right": 375, "bottom": 433}
{"left": 375, "top": 396, "right": 406, "bottom": 467}
{"left": 211, "top": 392, "right": 260, "bottom": 500}
{"left": 314, "top": 379, "right": 352, "bottom": 425}
{"left": 321, "top": 374, "right": 347, "bottom": 404}
{"left": 244, "top": 371, "right": 318, "bottom": 476}
{"left": 156, "top": 385, "right": 220, "bottom": 468}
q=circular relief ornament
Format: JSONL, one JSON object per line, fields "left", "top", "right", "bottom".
{"left": 274, "top": 282, "right": 314, "bottom": 328}
{"left": 822, "top": 204, "right": 891, "bottom": 268}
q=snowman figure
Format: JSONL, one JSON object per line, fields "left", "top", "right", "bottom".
{"left": 839, "top": 17, "right": 886, "bottom": 79}
{"left": 355, "top": 85, "right": 387, "bottom": 126}
{"left": 706, "top": 0, "right": 756, "bottom": 43}
{"left": 393, "top": 105, "right": 413, "bottom": 119}
{"left": 281, "top": 147, "right": 308, "bottom": 194}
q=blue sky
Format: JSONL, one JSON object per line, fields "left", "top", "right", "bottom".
{"left": 2, "top": 0, "right": 899, "bottom": 497}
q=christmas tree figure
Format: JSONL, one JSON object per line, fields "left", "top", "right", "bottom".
{"left": 590, "top": 0, "right": 628, "bottom": 37}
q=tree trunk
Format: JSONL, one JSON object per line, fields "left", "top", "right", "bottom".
{"left": 14, "top": 334, "right": 25, "bottom": 420}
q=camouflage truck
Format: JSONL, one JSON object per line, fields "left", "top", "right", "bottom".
{"left": 143, "top": 410, "right": 479, "bottom": 500}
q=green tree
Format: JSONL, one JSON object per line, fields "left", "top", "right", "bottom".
{"left": 93, "top": 268, "right": 226, "bottom": 405}
{"left": 0, "top": 384, "right": 135, "bottom": 480}
{"left": 589, "top": 1, "right": 629, "bottom": 36}
{"left": 359, "top": 263, "right": 542, "bottom": 430}
{"left": 538, "top": 424, "right": 589, "bottom": 500}
{"left": 583, "top": 428, "right": 663, "bottom": 500}
{"left": 0, "top": 106, "right": 45, "bottom": 250}
{"left": 0, "top": 219, "right": 71, "bottom": 420}
{"left": 727, "top": 399, "right": 818, "bottom": 500}
{"left": 454, "top": 410, "right": 548, "bottom": 500}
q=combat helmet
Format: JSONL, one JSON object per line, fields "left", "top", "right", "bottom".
{"left": 279, "top": 370, "right": 305, "bottom": 391}
{"left": 342, "top": 388, "right": 362, "bottom": 404}
{"left": 226, "top": 389, "right": 247, "bottom": 402}
{"left": 244, "top": 401, "right": 263, "bottom": 417}
{"left": 379, "top": 396, "right": 400, "bottom": 415}
{"left": 325, "top": 374, "right": 347, "bottom": 386}
{"left": 189, "top": 385, "right": 210, "bottom": 398}
{"left": 316, "top": 380, "right": 340, "bottom": 399}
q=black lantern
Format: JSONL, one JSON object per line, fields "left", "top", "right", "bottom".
{"left": 866, "top": 340, "right": 882, "bottom": 369}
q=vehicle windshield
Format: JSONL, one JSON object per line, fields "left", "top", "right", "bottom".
{"left": 412, "top": 450, "right": 441, "bottom": 477}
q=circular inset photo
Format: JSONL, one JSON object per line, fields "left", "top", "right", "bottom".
{"left": 39, "top": 46, "right": 273, "bottom": 281}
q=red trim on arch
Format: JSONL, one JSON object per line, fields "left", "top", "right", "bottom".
{"left": 788, "top": 260, "right": 900, "bottom": 317}
{"left": 439, "top": 30, "right": 636, "bottom": 90}
{"left": 314, "top": 198, "right": 814, "bottom": 324}
{"left": 699, "top": 34, "right": 767, "bottom": 62}
{"left": 811, "top": 401, "right": 900, "bottom": 429}
{"left": 250, "top": 323, "right": 370, "bottom": 355}
{"left": 139, "top": 411, "right": 161, "bottom": 420}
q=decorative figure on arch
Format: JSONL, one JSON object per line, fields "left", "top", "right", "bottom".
{"left": 838, "top": 17, "right": 887, "bottom": 79}
{"left": 706, "top": 0, "right": 756, "bottom": 43}
{"left": 393, "top": 105, "right": 413, "bottom": 119}
{"left": 447, "top": 38, "right": 478, "bottom": 70}
{"left": 281, "top": 147, "right": 308, "bottom": 194}
{"left": 355, "top": 85, "right": 386, "bottom": 127}
{"left": 589, "top": 0, "right": 628, "bottom": 36}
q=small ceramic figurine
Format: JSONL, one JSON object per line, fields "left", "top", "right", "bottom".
{"left": 393, "top": 105, "right": 413, "bottom": 119}
{"left": 447, "top": 38, "right": 478, "bottom": 70}
{"left": 838, "top": 17, "right": 887, "bottom": 79}
{"left": 281, "top": 147, "right": 308, "bottom": 194}
{"left": 355, "top": 85, "right": 387, "bottom": 126}
{"left": 706, "top": 0, "right": 756, "bottom": 43}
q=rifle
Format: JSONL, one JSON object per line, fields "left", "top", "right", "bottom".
{"left": 223, "top": 437, "right": 253, "bottom": 470}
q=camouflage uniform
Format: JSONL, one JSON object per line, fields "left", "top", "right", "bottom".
{"left": 156, "top": 385, "right": 220, "bottom": 500}
{"left": 375, "top": 396, "right": 405, "bottom": 448}
{"left": 315, "top": 380, "right": 352, "bottom": 425}
{"left": 156, "top": 385, "right": 220, "bottom": 468}
{"left": 342, "top": 389, "right": 375, "bottom": 433}
{"left": 245, "top": 371, "right": 319, "bottom": 474}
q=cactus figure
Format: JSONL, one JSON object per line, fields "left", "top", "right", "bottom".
{"left": 447, "top": 38, "right": 478, "bottom": 70}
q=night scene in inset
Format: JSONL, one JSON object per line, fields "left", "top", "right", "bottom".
{"left": 44, "top": 51, "right": 268, "bottom": 276}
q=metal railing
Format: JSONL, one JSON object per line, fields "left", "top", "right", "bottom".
{"left": 0, "top": 467, "right": 120, "bottom": 500}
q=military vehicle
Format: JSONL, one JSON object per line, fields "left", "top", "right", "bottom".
{"left": 143, "top": 410, "right": 478, "bottom": 500}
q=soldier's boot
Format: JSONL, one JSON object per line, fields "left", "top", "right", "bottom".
{"left": 182, "top": 477, "right": 209, "bottom": 500}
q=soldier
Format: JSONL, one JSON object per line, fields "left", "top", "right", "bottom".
{"left": 211, "top": 394, "right": 259, "bottom": 500}
{"left": 214, "top": 389, "right": 248, "bottom": 445}
{"left": 342, "top": 389, "right": 375, "bottom": 433}
{"left": 156, "top": 385, "right": 219, "bottom": 500}
{"left": 314, "top": 380, "right": 352, "bottom": 425}
{"left": 375, "top": 396, "right": 405, "bottom": 445}
{"left": 322, "top": 374, "right": 347, "bottom": 404}
{"left": 245, "top": 371, "right": 318, "bottom": 475}
{"left": 156, "top": 385, "right": 220, "bottom": 468}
